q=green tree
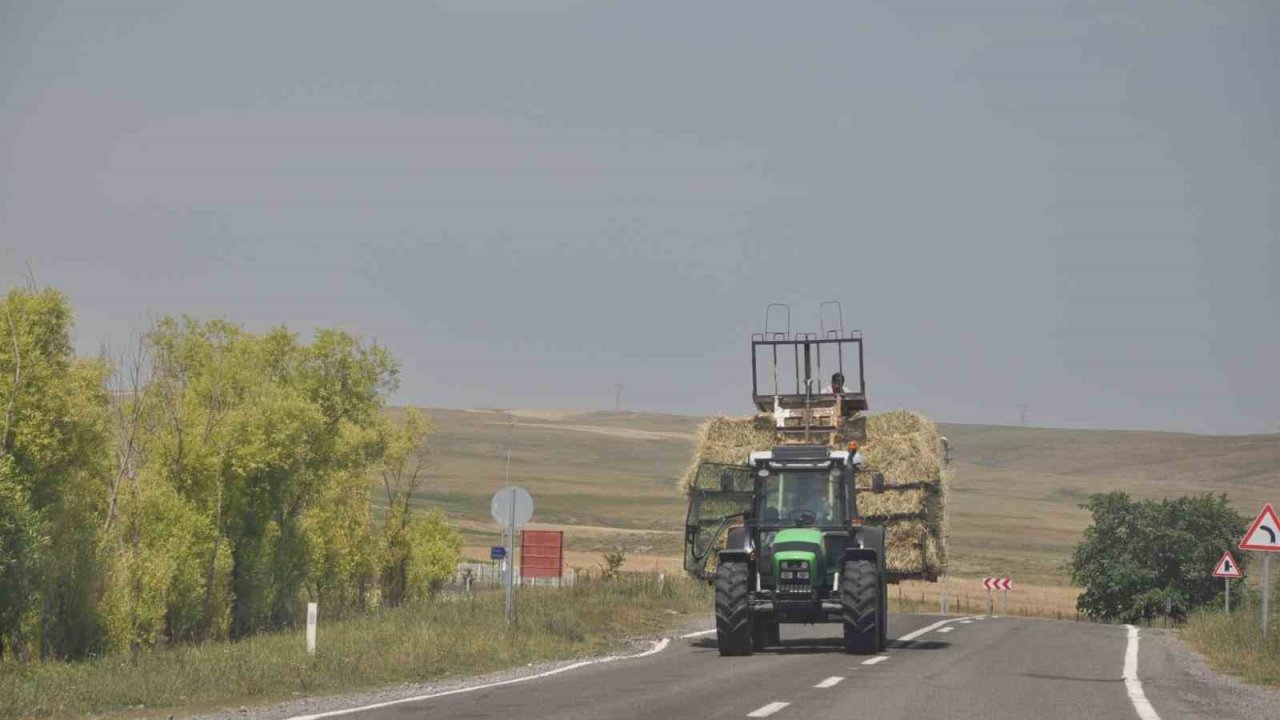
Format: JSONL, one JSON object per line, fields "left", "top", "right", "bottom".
{"left": 1071, "top": 491, "right": 1247, "bottom": 623}
{"left": 377, "top": 409, "right": 433, "bottom": 606}
{"left": 0, "top": 287, "right": 111, "bottom": 660}
{"left": 104, "top": 317, "right": 401, "bottom": 645}
{"left": 405, "top": 508, "right": 463, "bottom": 600}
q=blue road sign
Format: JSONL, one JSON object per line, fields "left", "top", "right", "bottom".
{"left": 490, "top": 546, "right": 507, "bottom": 561}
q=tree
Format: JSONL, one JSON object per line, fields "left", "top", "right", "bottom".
{"left": 0, "top": 287, "right": 111, "bottom": 660}
{"left": 1071, "top": 491, "right": 1247, "bottom": 623}
{"left": 103, "top": 318, "right": 401, "bottom": 645}
{"left": 405, "top": 508, "right": 463, "bottom": 600}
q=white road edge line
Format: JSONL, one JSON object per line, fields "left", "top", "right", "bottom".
{"left": 282, "top": 638, "right": 672, "bottom": 720}
{"left": 1123, "top": 625, "right": 1163, "bottom": 720}
{"left": 747, "top": 701, "right": 791, "bottom": 718}
{"left": 862, "top": 655, "right": 888, "bottom": 665}
{"left": 814, "top": 676, "right": 844, "bottom": 688}
{"left": 895, "top": 615, "right": 975, "bottom": 643}
{"left": 679, "top": 628, "right": 717, "bottom": 639}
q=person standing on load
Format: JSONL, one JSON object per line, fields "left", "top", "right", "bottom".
{"left": 822, "top": 372, "right": 849, "bottom": 395}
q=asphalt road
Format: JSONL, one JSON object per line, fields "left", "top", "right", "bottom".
{"left": 286, "top": 614, "right": 1279, "bottom": 720}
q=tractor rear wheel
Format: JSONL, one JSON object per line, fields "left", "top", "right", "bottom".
{"left": 841, "top": 559, "right": 882, "bottom": 654}
{"left": 715, "top": 559, "right": 753, "bottom": 656}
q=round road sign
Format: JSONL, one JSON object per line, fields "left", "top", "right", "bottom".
{"left": 490, "top": 486, "right": 534, "bottom": 527}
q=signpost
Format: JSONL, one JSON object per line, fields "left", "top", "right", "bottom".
{"left": 490, "top": 546, "right": 507, "bottom": 561}
{"left": 491, "top": 486, "right": 534, "bottom": 626}
{"left": 1212, "top": 551, "right": 1242, "bottom": 615}
{"left": 982, "top": 577, "right": 1011, "bottom": 615}
{"left": 1239, "top": 503, "right": 1280, "bottom": 639}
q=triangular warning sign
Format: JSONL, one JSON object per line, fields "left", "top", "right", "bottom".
{"left": 1239, "top": 503, "right": 1280, "bottom": 552}
{"left": 1213, "top": 551, "right": 1242, "bottom": 578}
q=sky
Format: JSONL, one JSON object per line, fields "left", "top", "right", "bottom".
{"left": 0, "top": 1, "right": 1276, "bottom": 434}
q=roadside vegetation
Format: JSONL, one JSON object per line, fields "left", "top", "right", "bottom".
{"left": 0, "top": 575, "right": 709, "bottom": 720}
{"left": 1070, "top": 491, "right": 1246, "bottom": 623}
{"left": 0, "top": 286, "right": 461, "bottom": 663}
{"left": 1181, "top": 597, "right": 1280, "bottom": 687}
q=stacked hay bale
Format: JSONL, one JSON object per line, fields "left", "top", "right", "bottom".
{"left": 857, "top": 412, "right": 948, "bottom": 580}
{"left": 679, "top": 411, "right": 947, "bottom": 580}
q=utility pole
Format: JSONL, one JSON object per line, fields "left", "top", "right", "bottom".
{"left": 1018, "top": 404, "right": 1029, "bottom": 426}
{"left": 614, "top": 384, "right": 624, "bottom": 411}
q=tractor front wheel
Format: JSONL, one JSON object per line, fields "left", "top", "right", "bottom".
{"left": 715, "top": 559, "right": 753, "bottom": 656}
{"left": 841, "top": 558, "right": 882, "bottom": 654}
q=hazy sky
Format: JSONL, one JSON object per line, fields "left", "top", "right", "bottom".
{"left": 1, "top": 1, "right": 1276, "bottom": 434}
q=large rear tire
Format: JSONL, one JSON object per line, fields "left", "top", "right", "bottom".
{"left": 842, "top": 559, "right": 882, "bottom": 654}
{"left": 715, "top": 559, "right": 753, "bottom": 656}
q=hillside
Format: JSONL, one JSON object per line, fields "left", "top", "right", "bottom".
{"left": 396, "top": 408, "right": 1280, "bottom": 585}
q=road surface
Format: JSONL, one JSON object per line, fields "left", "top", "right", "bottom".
{"left": 281, "top": 614, "right": 1278, "bottom": 720}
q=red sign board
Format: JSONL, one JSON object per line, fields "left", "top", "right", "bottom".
{"left": 982, "top": 577, "right": 1012, "bottom": 591}
{"left": 520, "top": 530, "right": 564, "bottom": 579}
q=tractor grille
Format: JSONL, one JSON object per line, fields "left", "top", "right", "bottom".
{"left": 777, "top": 559, "right": 812, "bottom": 596}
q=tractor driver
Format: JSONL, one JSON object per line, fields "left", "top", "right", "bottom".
{"left": 785, "top": 479, "right": 829, "bottom": 524}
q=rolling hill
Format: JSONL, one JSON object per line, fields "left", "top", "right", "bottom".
{"left": 394, "top": 407, "right": 1280, "bottom": 587}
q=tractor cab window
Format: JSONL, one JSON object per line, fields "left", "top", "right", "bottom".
{"left": 757, "top": 468, "right": 847, "bottom": 526}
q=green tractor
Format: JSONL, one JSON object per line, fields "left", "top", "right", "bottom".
{"left": 684, "top": 307, "right": 888, "bottom": 655}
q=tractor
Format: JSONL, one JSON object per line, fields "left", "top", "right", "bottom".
{"left": 683, "top": 303, "right": 888, "bottom": 655}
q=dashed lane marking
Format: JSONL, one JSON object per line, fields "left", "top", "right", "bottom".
{"left": 814, "top": 676, "right": 844, "bottom": 688}
{"left": 862, "top": 655, "right": 888, "bottom": 665}
{"left": 747, "top": 701, "right": 791, "bottom": 717}
{"left": 937, "top": 627, "right": 955, "bottom": 634}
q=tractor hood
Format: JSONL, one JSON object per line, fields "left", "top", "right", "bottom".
{"left": 770, "top": 528, "right": 825, "bottom": 587}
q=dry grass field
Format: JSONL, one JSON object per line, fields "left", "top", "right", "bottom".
{"left": 394, "top": 407, "right": 1280, "bottom": 614}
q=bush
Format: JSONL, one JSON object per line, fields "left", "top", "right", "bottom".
{"left": 600, "top": 549, "right": 627, "bottom": 580}
{"left": 1070, "top": 491, "right": 1247, "bottom": 623}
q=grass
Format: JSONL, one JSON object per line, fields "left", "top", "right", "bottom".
{"left": 1180, "top": 599, "right": 1280, "bottom": 687}
{"left": 0, "top": 575, "right": 710, "bottom": 720}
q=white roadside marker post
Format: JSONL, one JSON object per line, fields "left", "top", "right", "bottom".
{"left": 306, "top": 602, "right": 317, "bottom": 656}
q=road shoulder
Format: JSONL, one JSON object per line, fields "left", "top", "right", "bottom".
{"left": 1139, "top": 627, "right": 1280, "bottom": 720}
{"left": 184, "top": 619, "right": 713, "bottom": 720}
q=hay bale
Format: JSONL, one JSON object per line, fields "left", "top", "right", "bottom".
{"left": 883, "top": 518, "right": 945, "bottom": 580}
{"left": 858, "top": 411, "right": 943, "bottom": 487}
{"left": 679, "top": 416, "right": 774, "bottom": 495}
{"left": 857, "top": 488, "right": 928, "bottom": 518}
